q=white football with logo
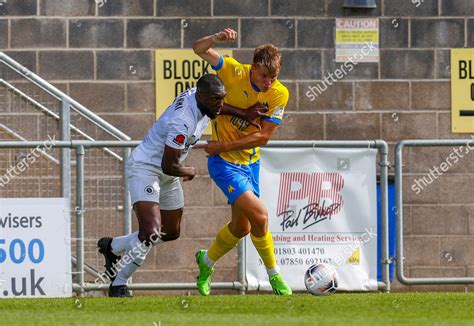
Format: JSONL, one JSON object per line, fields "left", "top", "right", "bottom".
{"left": 304, "top": 263, "right": 338, "bottom": 296}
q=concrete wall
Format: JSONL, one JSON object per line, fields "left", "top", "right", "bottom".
{"left": 1, "top": 0, "right": 473, "bottom": 293}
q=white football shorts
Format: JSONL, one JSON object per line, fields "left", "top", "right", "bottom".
{"left": 125, "top": 157, "right": 184, "bottom": 210}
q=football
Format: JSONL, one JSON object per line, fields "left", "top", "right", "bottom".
{"left": 304, "top": 263, "right": 339, "bottom": 296}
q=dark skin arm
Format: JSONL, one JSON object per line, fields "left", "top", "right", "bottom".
{"left": 220, "top": 102, "right": 270, "bottom": 129}
{"left": 161, "top": 145, "right": 195, "bottom": 181}
{"left": 195, "top": 120, "right": 280, "bottom": 156}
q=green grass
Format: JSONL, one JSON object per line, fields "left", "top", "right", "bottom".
{"left": 0, "top": 293, "right": 473, "bottom": 325}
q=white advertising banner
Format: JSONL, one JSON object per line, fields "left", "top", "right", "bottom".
{"left": 0, "top": 198, "right": 72, "bottom": 298}
{"left": 245, "top": 148, "right": 378, "bottom": 292}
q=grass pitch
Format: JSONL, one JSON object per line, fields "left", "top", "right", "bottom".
{"left": 1, "top": 292, "right": 473, "bottom": 325}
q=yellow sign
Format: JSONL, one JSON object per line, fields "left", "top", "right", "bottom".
{"left": 155, "top": 49, "right": 233, "bottom": 135}
{"left": 451, "top": 49, "right": 474, "bottom": 133}
{"left": 346, "top": 247, "right": 360, "bottom": 265}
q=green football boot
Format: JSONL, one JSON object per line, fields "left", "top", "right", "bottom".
{"left": 195, "top": 249, "right": 215, "bottom": 296}
{"left": 269, "top": 273, "right": 292, "bottom": 296}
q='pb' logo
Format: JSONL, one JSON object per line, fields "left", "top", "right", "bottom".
{"left": 276, "top": 172, "right": 344, "bottom": 216}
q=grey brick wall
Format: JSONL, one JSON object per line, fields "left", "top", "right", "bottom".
{"left": 1, "top": 0, "right": 473, "bottom": 294}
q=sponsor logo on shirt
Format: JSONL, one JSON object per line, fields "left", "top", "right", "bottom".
{"left": 173, "top": 134, "right": 186, "bottom": 146}
{"left": 230, "top": 116, "right": 250, "bottom": 132}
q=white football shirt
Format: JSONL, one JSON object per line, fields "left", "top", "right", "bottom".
{"left": 131, "top": 88, "right": 210, "bottom": 168}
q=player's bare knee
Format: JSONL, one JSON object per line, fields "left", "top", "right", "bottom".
{"left": 249, "top": 213, "right": 268, "bottom": 237}
{"left": 229, "top": 223, "right": 250, "bottom": 238}
{"left": 251, "top": 211, "right": 268, "bottom": 229}
{"left": 240, "top": 225, "right": 251, "bottom": 237}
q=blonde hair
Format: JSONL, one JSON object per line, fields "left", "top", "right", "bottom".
{"left": 253, "top": 44, "right": 281, "bottom": 76}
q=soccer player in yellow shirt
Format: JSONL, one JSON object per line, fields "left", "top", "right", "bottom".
{"left": 192, "top": 28, "right": 292, "bottom": 296}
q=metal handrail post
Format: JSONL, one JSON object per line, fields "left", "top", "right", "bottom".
{"left": 75, "top": 145, "right": 85, "bottom": 296}
{"left": 376, "top": 140, "right": 390, "bottom": 292}
{"left": 237, "top": 240, "right": 246, "bottom": 295}
{"left": 395, "top": 141, "right": 405, "bottom": 284}
{"left": 60, "top": 98, "right": 71, "bottom": 199}
{"left": 123, "top": 148, "right": 132, "bottom": 235}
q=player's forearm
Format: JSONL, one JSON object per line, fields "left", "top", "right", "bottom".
{"left": 162, "top": 163, "right": 195, "bottom": 178}
{"left": 219, "top": 103, "right": 246, "bottom": 120}
{"left": 220, "top": 132, "right": 271, "bottom": 152}
{"left": 192, "top": 34, "right": 215, "bottom": 55}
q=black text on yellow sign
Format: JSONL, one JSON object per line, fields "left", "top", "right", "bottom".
{"left": 458, "top": 60, "right": 474, "bottom": 103}
{"left": 162, "top": 59, "right": 213, "bottom": 95}
{"left": 155, "top": 50, "right": 233, "bottom": 135}
{"left": 451, "top": 49, "right": 474, "bottom": 133}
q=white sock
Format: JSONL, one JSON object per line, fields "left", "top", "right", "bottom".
{"left": 204, "top": 251, "right": 215, "bottom": 268}
{"left": 111, "top": 231, "right": 139, "bottom": 255}
{"left": 112, "top": 233, "right": 151, "bottom": 286}
{"left": 267, "top": 265, "right": 280, "bottom": 277}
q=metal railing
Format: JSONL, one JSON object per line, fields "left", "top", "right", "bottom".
{"left": 0, "top": 52, "right": 130, "bottom": 142}
{"left": 0, "top": 139, "right": 391, "bottom": 295}
{"left": 395, "top": 139, "right": 474, "bottom": 285}
{"left": 0, "top": 52, "right": 133, "bottom": 280}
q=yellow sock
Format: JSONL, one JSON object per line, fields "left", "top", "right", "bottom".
{"left": 208, "top": 224, "right": 241, "bottom": 262}
{"left": 251, "top": 230, "right": 277, "bottom": 269}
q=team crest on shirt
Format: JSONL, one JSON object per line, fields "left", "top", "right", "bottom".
{"left": 144, "top": 185, "right": 155, "bottom": 195}
{"left": 234, "top": 67, "right": 243, "bottom": 77}
{"left": 271, "top": 107, "right": 285, "bottom": 120}
{"left": 173, "top": 134, "right": 186, "bottom": 146}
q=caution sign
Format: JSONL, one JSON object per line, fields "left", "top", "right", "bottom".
{"left": 155, "top": 49, "right": 233, "bottom": 135}
{"left": 335, "top": 19, "right": 379, "bottom": 63}
{"left": 451, "top": 49, "right": 474, "bottom": 133}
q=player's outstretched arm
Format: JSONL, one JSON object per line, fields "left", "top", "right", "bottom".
{"left": 195, "top": 120, "right": 279, "bottom": 156}
{"left": 192, "top": 28, "right": 237, "bottom": 67}
{"left": 161, "top": 145, "right": 195, "bottom": 181}
{"left": 220, "top": 102, "right": 270, "bottom": 129}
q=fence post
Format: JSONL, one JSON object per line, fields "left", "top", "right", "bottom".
{"left": 60, "top": 98, "right": 71, "bottom": 199}
{"left": 238, "top": 240, "right": 246, "bottom": 295}
{"left": 378, "top": 140, "right": 391, "bottom": 292}
{"left": 76, "top": 145, "right": 85, "bottom": 296}
{"left": 123, "top": 148, "right": 132, "bottom": 235}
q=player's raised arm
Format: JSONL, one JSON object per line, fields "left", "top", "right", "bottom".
{"left": 192, "top": 28, "right": 237, "bottom": 67}
{"left": 161, "top": 146, "right": 195, "bottom": 182}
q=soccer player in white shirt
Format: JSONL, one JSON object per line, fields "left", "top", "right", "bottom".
{"left": 97, "top": 74, "right": 267, "bottom": 297}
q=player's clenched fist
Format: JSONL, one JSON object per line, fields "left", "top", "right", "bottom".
{"left": 212, "top": 28, "right": 237, "bottom": 43}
